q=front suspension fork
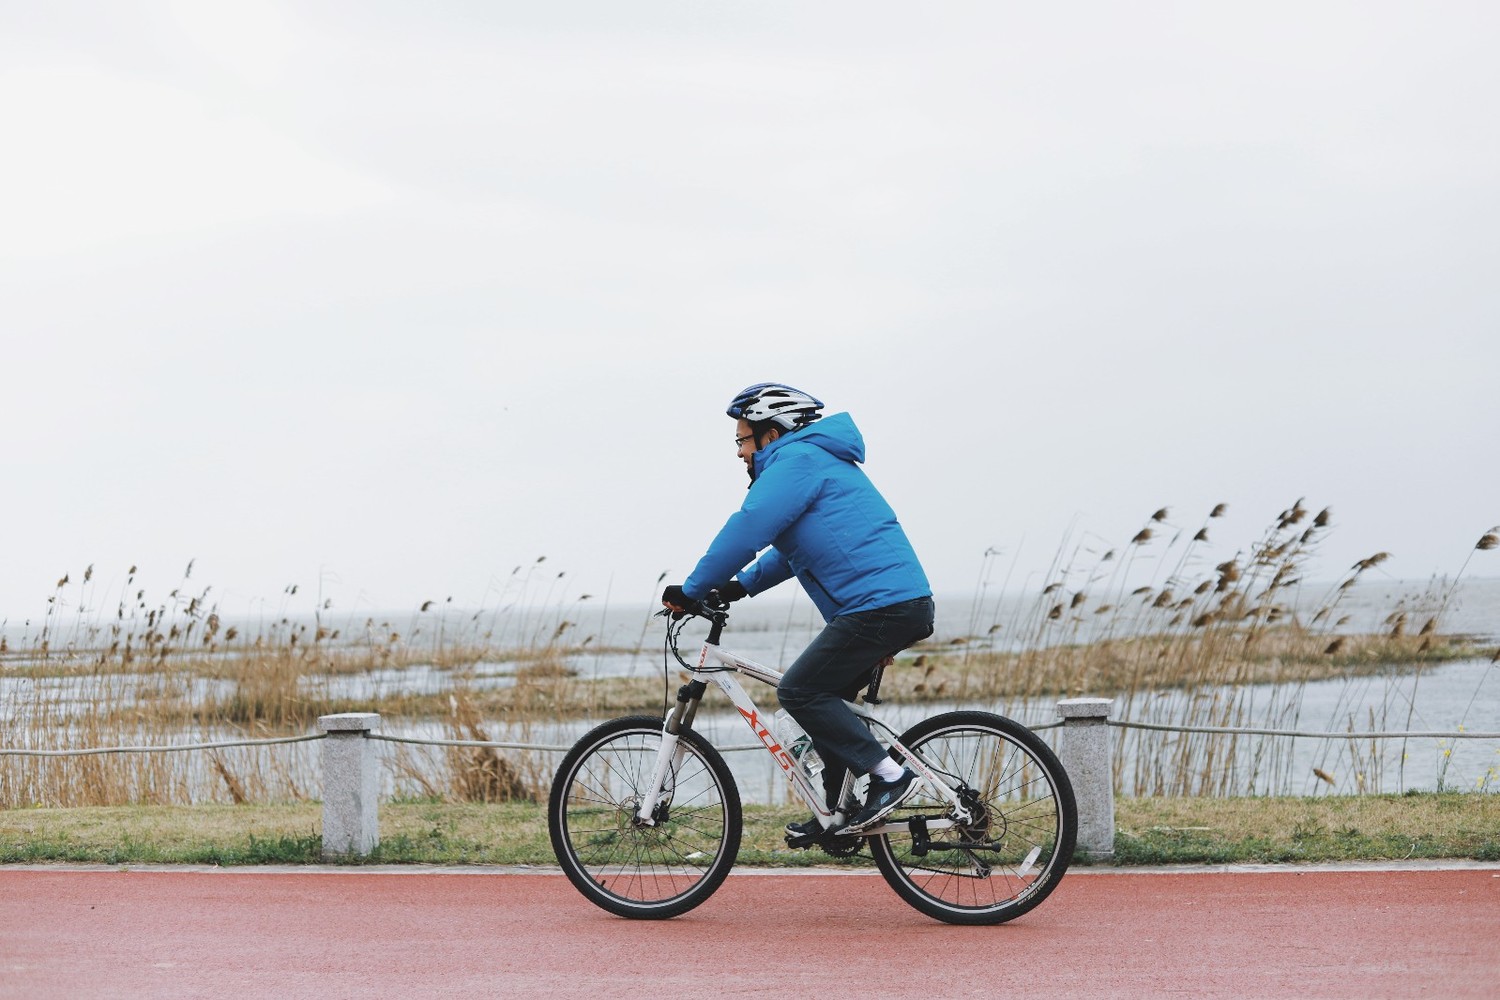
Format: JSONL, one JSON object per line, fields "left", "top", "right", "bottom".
{"left": 634, "top": 680, "right": 705, "bottom": 824}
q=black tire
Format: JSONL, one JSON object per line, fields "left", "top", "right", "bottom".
{"left": 548, "top": 715, "right": 741, "bottom": 919}
{"left": 870, "top": 710, "right": 1076, "bottom": 925}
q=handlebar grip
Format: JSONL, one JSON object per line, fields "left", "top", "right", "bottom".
{"left": 666, "top": 594, "right": 710, "bottom": 620}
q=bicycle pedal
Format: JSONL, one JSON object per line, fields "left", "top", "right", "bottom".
{"left": 784, "top": 832, "right": 818, "bottom": 850}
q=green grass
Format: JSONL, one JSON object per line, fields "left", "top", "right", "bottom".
{"left": 1, "top": 793, "right": 1495, "bottom": 867}
{"left": 1109, "top": 791, "right": 1500, "bottom": 864}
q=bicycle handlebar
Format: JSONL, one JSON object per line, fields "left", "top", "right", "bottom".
{"left": 659, "top": 594, "right": 888, "bottom": 702}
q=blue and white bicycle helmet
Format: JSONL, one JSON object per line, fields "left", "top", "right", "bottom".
{"left": 726, "top": 383, "right": 824, "bottom": 431}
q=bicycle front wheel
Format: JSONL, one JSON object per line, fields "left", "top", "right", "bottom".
{"left": 548, "top": 715, "right": 741, "bottom": 919}
{"left": 871, "top": 710, "right": 1076, "bottom": 925}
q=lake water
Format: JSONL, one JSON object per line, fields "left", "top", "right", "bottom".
{"left": 340, "top": 572, "right": 1500, "bottom": 800}
{"left": 3, "top": 578, "right": 1496, "bottom": 802}
{"left": 406, "top": 654, "right": 1499, "bottom": 803}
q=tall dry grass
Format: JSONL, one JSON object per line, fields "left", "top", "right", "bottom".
{"left": 3, "top": 514, "right": 1495, "bottom": 807}
{"left": 0, "top": 558, "right": 648, "bottom": 808}
{"left": 941, "top": 504, "right": 1498, "bottom": 795}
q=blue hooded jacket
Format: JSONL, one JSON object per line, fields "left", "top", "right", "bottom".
{"left": 683, "top": 412, "right": 931, "bottom": 621}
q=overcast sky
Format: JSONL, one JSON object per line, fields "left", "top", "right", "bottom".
{"left": 3, "top": 1, "right": 1497, "bottom": 626}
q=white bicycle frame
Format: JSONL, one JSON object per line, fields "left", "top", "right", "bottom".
{"left": 635, "top": 634, "right": 975, "bottom": 837}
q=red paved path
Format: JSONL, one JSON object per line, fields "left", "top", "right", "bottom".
{"left": 1, "top": 867, "right": 1496, "bottom": 999}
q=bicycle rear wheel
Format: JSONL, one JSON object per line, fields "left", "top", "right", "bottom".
{"left": 548, "top": 715, "right": 741, "bottom": 919}
{"left": 871, "top": 710, "right": 1076, "bottom": 925}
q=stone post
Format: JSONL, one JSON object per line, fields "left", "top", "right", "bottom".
{"left": 318, "top": 713, "right": 381, "bottom": 860}
{"left": 1056, "top": 698, "right": 1115, "bottom": 860}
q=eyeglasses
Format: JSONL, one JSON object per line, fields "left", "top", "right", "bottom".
{"left": 734, "top": 434, "right": 755, "bottom": 447}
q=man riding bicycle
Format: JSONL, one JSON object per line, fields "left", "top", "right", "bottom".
{"left": 662, "top": 383, "right": 935, "bottom": 837}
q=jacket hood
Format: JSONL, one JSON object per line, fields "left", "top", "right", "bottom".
{"left": 752, "top": 411, "right": 863, "bottom": 479}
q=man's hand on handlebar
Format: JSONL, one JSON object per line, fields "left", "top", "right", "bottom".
{"left": 661, "top": 584, "right": 693, "bottom": 615}
{"left": 661, "top": 581, "right": 747, "bottom": 618}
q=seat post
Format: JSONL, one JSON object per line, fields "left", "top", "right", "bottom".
{"left": 864, "top": 656, "right": 894, "bottom": 705}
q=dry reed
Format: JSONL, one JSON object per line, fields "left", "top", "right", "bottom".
{"left": 942, "top": 503, "right": 1497, "bottom": 796}
{"left": 0, "top": 558, "right": 638, "bottom": 807}
{"left": 4, "top": 513, "right": 1495, "bottom": 808}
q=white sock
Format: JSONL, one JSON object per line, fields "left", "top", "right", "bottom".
{"left": 870, "top": 758, "right": 903, "bottom": 782}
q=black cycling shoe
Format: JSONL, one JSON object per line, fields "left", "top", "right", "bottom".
{"left": 838, "top": 769, "right": 920, "bottom": 834}
{"left": 784, "top": 815, "right": 824, "bottom": 848}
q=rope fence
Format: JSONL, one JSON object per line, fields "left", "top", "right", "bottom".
{"left": 0, "top": 734, "right": 327, "bottom": 758}
{"left": 1106, "top": 721, "right": 1500, "bottom": 740}
{"left": 366, "top": 733, "right": 575, "bottom": 752}
{"left": 4, "top": 705, "right": 1496, "bottom": 859}
{"left": 0, "top": 721, "right": 1492, "bottom": 758}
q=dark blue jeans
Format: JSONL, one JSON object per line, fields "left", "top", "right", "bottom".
{"left": 776, "top": 596, "right": 935, "bottom": 796}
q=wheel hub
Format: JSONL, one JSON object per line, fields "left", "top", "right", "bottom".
{"left": 954, "top": 788, "right": 1000, "bottom": 843}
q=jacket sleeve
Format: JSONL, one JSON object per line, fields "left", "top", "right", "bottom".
{"left": 739, "top": 547, "right": 794, "bottom": 595}
{"left": 682, "top": 448, "right": 822, "bottom": 599}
